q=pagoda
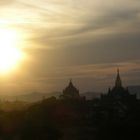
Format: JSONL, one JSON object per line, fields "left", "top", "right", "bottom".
{"left": 101, "top": 69, "right": 136, "bottom": 102}
{"left": 60, "top": 80, "right": 80, "bottom": 99}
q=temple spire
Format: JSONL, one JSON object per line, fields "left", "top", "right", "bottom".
{"left": 61, "top": 79, "right": 80, "bottom": 99}
{"left": 115, "top": 69, "right": 122, "bottom": 88}
{"left": 69, "top": 79, "right": 73, "bottom": 86}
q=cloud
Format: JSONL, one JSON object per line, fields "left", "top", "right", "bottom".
{"left": 0, "top": 0, "right": 140, "bottom": 94}
{"left": 17, "top": 0, "right": 140, "bottom": 54}
{"left": 35, "top": 0, "right": 140, "bottom": 35}
{"left": 1, "top": 0, "right": 139, "bottom": 42}
{"left": 2, "top": 59, "right": 139, "bottom": 94}
{"left": 0, "top": 0, "right": 15, "bottom": 6}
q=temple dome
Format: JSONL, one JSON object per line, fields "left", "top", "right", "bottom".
{"left": 61, "top": 80, "right": 80, "bottom": 99}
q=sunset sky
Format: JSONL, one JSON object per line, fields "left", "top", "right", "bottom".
{"left": 0, "top": 0, "right": 140, "bottom": 95}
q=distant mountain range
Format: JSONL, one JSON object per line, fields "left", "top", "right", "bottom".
{"left": 0, "top": 86, "right": 138, "bottom": 102}
{"left": 0, "top": 92, "right": 61, "bottom": 102}
{"left": 0, "top": 91, "right": 101, "bottom": 102}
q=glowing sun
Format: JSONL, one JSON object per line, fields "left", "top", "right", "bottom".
{"left": 0, "top": 28, "right": 23, "bottom": 73}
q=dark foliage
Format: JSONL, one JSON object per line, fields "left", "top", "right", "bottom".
{"left": 0, "top": 96, "right": 139, "bottom": 140}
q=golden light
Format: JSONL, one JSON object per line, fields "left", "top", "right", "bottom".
{"left": 0, "top": 28, "right": 23, "bottom": 73}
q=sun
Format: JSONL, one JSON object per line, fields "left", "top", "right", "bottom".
{"left": 0, "top": 28, "right": 23, "bottom": 73}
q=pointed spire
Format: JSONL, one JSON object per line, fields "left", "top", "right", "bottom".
{"left": 115, "top": 68, "right": 122, "bottom": 88}
{"left": 69, "top": 79, "right": 73, "bottom": 87}
{"left": 117, "top": 68, "right": 119, "bottom": 74}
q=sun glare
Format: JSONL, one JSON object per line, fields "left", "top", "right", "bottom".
{"left": 0, "top": 28, "right": 23, "bottom": 73}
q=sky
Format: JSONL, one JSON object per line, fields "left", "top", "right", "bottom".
{"left": 0, "top": 0, "right": 140, "bottom": 95}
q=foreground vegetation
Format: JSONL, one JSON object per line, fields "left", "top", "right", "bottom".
{"left": 0, "top": 97, "right": 139, "bottom": 140}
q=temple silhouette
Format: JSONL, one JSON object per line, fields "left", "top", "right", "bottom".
{"left": 0, "top": 70, "right": 139, "bottom": 140}
{"left": 101, "top": 69, "right": 136, "bottom": 103}
{"left": 60, "top": 80, "right": 85, "bottom": 100}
